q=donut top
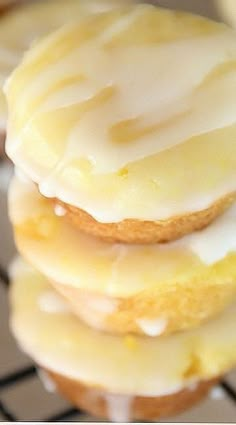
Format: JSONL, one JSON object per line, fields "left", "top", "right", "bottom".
{"left": 0, "top": 0, "right": 132, "bottom": 131}
{"left": 5, "top": 4, "right": 236, "bottom": 221}
{"left": 10, "top": 258, "right": 236, "bottom": 396}
{"left": 9, "top": 175, "right": 236, "bottom": 297}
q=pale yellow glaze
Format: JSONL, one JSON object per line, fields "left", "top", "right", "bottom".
{"left": 5, "top": 5, "right": 236, "bottom": 221}
{"left": 9, "top": 175, "right": 236, "bottom": 297}
{"left": 10, "top": 258, "right": 236, "bottom": 395}
{"left": 0, "top": 0, "right": 133, "bottom": 130}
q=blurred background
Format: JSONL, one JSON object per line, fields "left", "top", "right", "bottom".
{"left": 1, "top": 0, "right": 236, "bottom": 422}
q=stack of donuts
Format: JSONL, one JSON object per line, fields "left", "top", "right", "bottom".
{"left": 6, "top": 3, "right": 236, "bottom": 421}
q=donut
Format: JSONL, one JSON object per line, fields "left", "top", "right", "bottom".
{"left": 9, "top": 258, "right": 236, "bottom": 421}
{"left": 5, "top": 4, "right": 236, "bottom": 243}
{"left": 9, "top": 174, "right": 236, "bottom": 336}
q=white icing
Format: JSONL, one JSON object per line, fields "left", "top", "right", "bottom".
{"left": 38, "top": 290, "right": 70, "bottom": 314}
{"left": 105, "top": 394, "right": 133, "bottom": 422}
{"left": 10, "top": 259, "right": 236, "bottom": 396}
{"left": 39, "top": 182, "right": 58, "bottom": 199}
{"left": 9, "top": 30, "right": 236, "bottom": 173}
{"left": 38, "top": 369, "right": 57, "bottom": 393}
{"left": 136, "top": 318, "right": 167, "bottom": 337}
{"left": 178, "top": 203, "right": 236, "bottom": 265}
{"left": 54, "top": 204, "right": 67, "bottom": 217}
{"left": 5, "top": 5, "right": 236, "bottom": 221}
{"left": 209, "top": 386, "right": 226, "bottom": 400}
{"left": 10, "top": 147, "right": 236, "bottom": 223}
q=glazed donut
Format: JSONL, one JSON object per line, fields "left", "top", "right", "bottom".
{"left": 9, "top": 174, "right": 236, "bottom": 336}
{"left": 9, "top": 258, "right": 236, "bottom": 421}
{"left": 5, "top": 4, "right": 236, "bottom": 243}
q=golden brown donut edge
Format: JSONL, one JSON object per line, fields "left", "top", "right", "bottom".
{"left": 45, "top": 370, "right": 219, "bottom": 421}
{"left": 55, "top": 192, "right": 236, "bottom": 244}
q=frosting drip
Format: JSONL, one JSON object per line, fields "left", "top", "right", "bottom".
{"left": 38, "top": 369, "right": 57, "bottom": 393}
{"left": 209, "top": 386, "right": 225, "bottom": 400}
{"left": 136, "top": 318, "right": 167, "bottom": 337}
{"left": 105, "top": 393, "right": 133, "bottom": 422}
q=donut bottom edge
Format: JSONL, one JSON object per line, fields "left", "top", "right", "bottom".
{"left": 56, "top": 192, "right": 236, "bottom": 244}
{"left": 44, "top": 368, "right": 219, "bottom": 421}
